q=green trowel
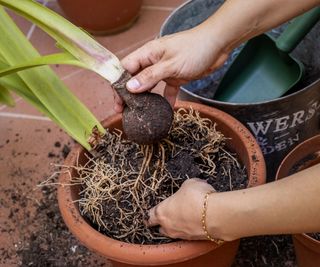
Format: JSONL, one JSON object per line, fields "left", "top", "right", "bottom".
{"left": 214, "top": 7, "right": 320, "bottom": 103}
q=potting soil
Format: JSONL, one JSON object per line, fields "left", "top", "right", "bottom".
{"left": 75, "top": 108, "right": 247, "bottom": 244}
{"left": 0, "top": 136, "right": 299, "bottom": 266}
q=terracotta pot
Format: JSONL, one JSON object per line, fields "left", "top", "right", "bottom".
{"left": 57, "top": 0, "right": 143, "bottom": 35}
{"left": 276, "top": 135, "right": 320, "bottom": 267}
{"left": 58, "top": 100, "right": 266, "bottom": 266}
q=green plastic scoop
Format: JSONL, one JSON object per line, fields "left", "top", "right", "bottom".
{"left": 214, "top": 7, "right": 320, "bottom": 103}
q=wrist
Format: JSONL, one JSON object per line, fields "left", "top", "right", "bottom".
{"left": 205, "top": 192, "right": 231, "bottom": 241}
{"left": 201, "top": 191, "right": 225, "bottom": 244}
{"left": 206, "top": 190, "right": 255, "bottom": 241}
{"left": 191, "top": 22, "right": 231, "bottom": 56}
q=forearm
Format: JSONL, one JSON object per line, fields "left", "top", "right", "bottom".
{"left": 208, "top": 164, "right": 320, "bottom": 241}
{"left": 194, "top": 0, "right": 320, "bottom": 53}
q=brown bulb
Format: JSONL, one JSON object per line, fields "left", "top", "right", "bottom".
{"left": 112, "top": 71, "right": 173, "bottom": 144}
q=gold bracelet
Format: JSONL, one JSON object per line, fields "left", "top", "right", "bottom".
{"left": 201, "top": 191, "right": 225, "bottom": 245}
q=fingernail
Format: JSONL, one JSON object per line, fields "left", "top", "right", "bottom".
{"left": 127, "top": 78, "right": 141, "bottom": 91}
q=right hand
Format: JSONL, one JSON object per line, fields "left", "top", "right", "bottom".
{"left": 146, "top": 178, "right": 217, "bottom": 240}
{"left": 115, "top": 28, "right": 229, "bottom": 112}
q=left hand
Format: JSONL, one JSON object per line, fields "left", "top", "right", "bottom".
{"left": 114, "top": 29, "right": 229, "bottom": 112}
{"left": 146, "top": 178, "right": 215, "bottom": 240}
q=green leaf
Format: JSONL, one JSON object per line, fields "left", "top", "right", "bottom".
{"left": 0, "top": 69, "right": 59, "bottom": 123}
{"left": 0, "top": 83, "right": 15, "bottom": 106}
{"left": 0, "top": 7, "right": 105, "bottom": 150}
{"left": 0, "top": 0, "right": 124, "bottom": 83}
{"left": 0, "top": 60, "right": 78, "bottom": 132}
{"left": 0, "top": 60, "right": 51, "bottom": 114}
{"left": 0, "top": 52, "right": 87, "bottom": 77}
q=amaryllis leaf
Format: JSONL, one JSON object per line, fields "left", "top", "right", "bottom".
{"left": 0, "top": 0, "right": 125, "bottom": 83}
{"left": 0, "top": 83, "right": 15, "bottom": 107}
{"left": 0, "top": 6, "right": 105, "bottom": 150}
{"left": 0, "top": 52, "right": 87, "bottom": 77}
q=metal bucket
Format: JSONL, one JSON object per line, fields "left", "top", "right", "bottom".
{"left": 160, "top": 0, "right": 320, "bottom": 181}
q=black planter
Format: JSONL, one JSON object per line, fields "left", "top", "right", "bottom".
{"left": 160, "top": 0, "right": 320, "bottom": 181}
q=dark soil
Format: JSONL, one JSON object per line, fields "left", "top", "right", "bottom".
{"left": 0, "top": 143, "right": 107, "bottom": 267}
{"left": 17, "top": 186, "right": 105, "bottom": 267}
{"left": 1, "top": 139, "right": 300, "bottom": 267}
{"left": 1, "top": 171, "right": 298, "bottom": 267}
{"left": 233, "top": 235, "right": 296, "bottom": 267}
{"left": 77, "top": 109, "right": 247, "bottom": 244}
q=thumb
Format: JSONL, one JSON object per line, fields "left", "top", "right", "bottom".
{"left": 145, "top": 205, "right": 160, "bottom": 227}
{"left": 126, "top": 63, "right": 170, "bottom": 93}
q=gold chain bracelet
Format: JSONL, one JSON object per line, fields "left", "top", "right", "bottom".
{"left": 201, "top": 191, "right": 225, "bottom": 245}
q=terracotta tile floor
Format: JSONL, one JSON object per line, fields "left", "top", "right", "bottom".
{"left": 0, "top": 0, "right": 186, "bottom": 266}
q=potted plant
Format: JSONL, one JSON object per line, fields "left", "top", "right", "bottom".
{"left": 276, "top": 135, "right": 320, "bottom": 267}
{"left": 57, "top": 0, "right": 143, "bottom": 35}
{"left": 0, "top": 1, "right": 267, "bottom": 266}
{"left": 57, "top": 100, "right": 266, "bottom": 267}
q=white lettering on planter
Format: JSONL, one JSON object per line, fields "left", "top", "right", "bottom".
{"left": 259, "top": 133, "right": 300, "bottom": 155}
{"left": 305, "top": 101, "right": 320, "bottom": 121}
{"left": 275, "top": 140, "right": 287, "bottom": 151}
{"left": 274, "top": 115, "right": 290, "bottom": 132}
{"left": 274, "top": 132, "right": 290, "bottom": 140}
{"left": 246, "top": 100, "right": 320, "bottom": 155}
{"left": 290, "top": 110, "right": 305, "bottom": 128}
{"left": 247, "top": 100, "right": 320, "bottom": 136}
{"left": 247, "top": 120, "right": 273, "bottom": 136}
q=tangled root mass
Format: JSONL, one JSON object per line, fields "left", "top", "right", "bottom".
{"left": 71, "top": 108, "right": 247, "bottom": 244}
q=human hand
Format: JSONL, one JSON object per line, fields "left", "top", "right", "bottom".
{"left": 114, "top": 29, "right": 229, "bottom": 112}
{"left": 146, "top": 178, "right": 216, "bottom": 240}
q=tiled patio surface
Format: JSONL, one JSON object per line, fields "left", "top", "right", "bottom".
{"left": 0, "top": 0, "right": 186, "bottom": 266}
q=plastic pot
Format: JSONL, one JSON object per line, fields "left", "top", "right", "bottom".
{"left": 57, "top": 0, "right": 142, "bottom": 35}
{"left": 160, "top": 0, "right": 320, "bottom": 181}
{"left": 276, "top": 135, "right": 320, "bottom": 267}
{"left": 58, "top": 100, "right": 266, "bottom": 267}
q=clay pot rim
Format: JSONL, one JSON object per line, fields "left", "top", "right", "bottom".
{"left": 294, "top": 233, "right": 320, "bottom": 245}
{"left": 58, "top": 100, "right": 266, "bottom": 265}
{"left": 276, "top": 134, "right": 320, "bottom": 243}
